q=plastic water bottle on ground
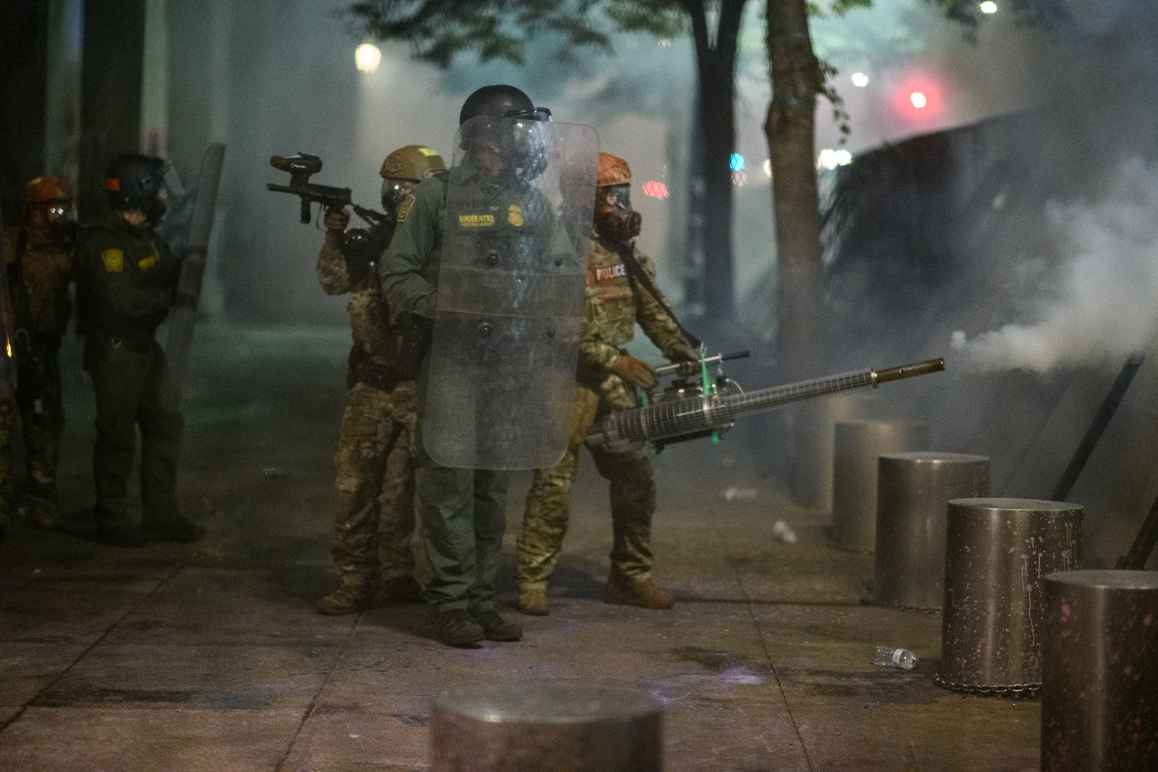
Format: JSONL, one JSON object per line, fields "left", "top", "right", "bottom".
{"left": 873, "top": 646, "right": 917, "bottom": 671}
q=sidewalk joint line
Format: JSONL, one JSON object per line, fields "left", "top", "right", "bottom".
{"left": 0, "top": 561, "right": 187, "bottom": 734}
{"left": 274, "top": 611, "right": 361, "bottom": 771}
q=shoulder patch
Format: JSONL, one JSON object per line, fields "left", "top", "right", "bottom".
{"left": 396, "top": 194, "right": 416, "bottom": 223}
{"left": 101, "top": 248, "right": 125, "bottom": 273}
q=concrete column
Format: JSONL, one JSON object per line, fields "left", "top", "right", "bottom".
{"left": 45, "top": 0, "right": 84, "bottom": 188}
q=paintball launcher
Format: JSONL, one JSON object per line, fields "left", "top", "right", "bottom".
{"left": 266, "top": 153, "right": 387, "bottom": 229}
{"left": 266, "top": 153, "right": 391, "bottom": 272}
{"left": 586, "top": 356, "right": 945, "bottom": 453}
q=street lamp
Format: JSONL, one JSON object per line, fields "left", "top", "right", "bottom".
{"left": 910, "top": 91, "right": 929, "bottom": 110}
{"left": 979, "top": 1, "right": 998, "bottom": 14}
{"left": 851, "top": 72, "right": 871, "bottom": 88}
{"left": 355, "top": 43, "right": 382, "bottom": 74}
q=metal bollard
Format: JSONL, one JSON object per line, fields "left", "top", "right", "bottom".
{"left": 1041, "top": 570, "right": 1158, "bottom": 770}
{"left": 431, "top": 685, "right": 663, "bottom": 772}
{"left": 936, "top": 498, "right": 1082, "bottom": 695}
{"left": 875, "top": 452, "right": 990, "bottom": 610}
{"left": 832, "top": 419, "right": 929, "bottom": 551}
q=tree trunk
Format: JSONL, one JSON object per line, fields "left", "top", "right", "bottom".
{"left": 765, "top": 0, "right": 822, "bottom": 379}
{"left": 687, "top": 0, "right": 747, "bottom": 322}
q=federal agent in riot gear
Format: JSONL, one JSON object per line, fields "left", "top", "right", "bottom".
{"left": 379, "top": 84, "right": 597, "bottom": 646}
{"left": 315, "top": 143, "right": 446, "bottom": 616}
{"left": 0, "top": 177, "right": 77, "bottom": 532}
{"left": 517, "top": 152, "right": 699, "bottom": 616}
{"left": 75, "top": 153, "right": 203, "bottom": 547}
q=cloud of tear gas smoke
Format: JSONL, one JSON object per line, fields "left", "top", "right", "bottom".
{"left": 951, "top": 157, "right": 1158, "bottom": 374}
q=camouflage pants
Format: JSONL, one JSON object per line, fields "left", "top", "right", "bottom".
{"left": 517, "top": 375, "right": 656, "bottom": 590}
{"left": 331, "top": 380, "right": 418, "bottom": 584}
{"left": 0, "top": 340, "right": 65, "bottom": 524}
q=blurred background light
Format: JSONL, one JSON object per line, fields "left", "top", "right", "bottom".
{"left": 355, "top": 43, "right": 381, "bottom": 74}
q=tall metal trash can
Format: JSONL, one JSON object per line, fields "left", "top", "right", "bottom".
{"left": 1041, "top": 570, "right": 1158, "bottom": 770}
{"left": 936, "top": 498, "right": 1082, "bottom": 695}
{"left": 832, "top": 419, "right": 929, "bottom": 552}
{"left": 431, "top": 685, "right": 662, "bottom": 772}
{"left": 874, "top": 452, "right": 990, "bottom": 610}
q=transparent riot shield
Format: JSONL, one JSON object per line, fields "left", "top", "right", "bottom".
{"left": 423, "top": 115, "right": 598, "bottom": 469}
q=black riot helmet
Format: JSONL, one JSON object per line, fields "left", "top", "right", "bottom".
{"left": 458, "top": 85, "right": 551, "bottom": 180}
{"left": 459, "top": 84, "right": 536, "bottom": 126}
{"left": 104, "top": 154, "right": 168, "bottom": 224}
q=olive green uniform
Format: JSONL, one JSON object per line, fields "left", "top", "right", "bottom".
{"left": 317, "top": 231, "right": 419, "bottom": 589}
{"left": 76, "top": 216, "right": 183, "bottom": 529}
{"left": 378, "top": 160, "right": 571, "bottom": 613}
{"left": 517, "top": 235, "right": 697, "bottom": 590}
{"left": 0, "top": 226, "right": 73, "bottom": 526}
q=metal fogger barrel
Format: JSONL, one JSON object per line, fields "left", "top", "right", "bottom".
{"left": 586, "top": 358, "right": 945, "bottom": 453}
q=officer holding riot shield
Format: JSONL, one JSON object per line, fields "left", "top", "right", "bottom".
{"left": 76, "top": 154, "right": 203, "bottom": 547}
{"left": 379, "top": 85, "right": 597, "bottom": 646}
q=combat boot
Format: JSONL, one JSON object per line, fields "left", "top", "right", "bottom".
{"left": 605, "top": 569, "right": 674, "bottom": 610}
{"left": 317, "top": 576, "right": 380, "bottom": 615}
{"left": 470, "top": 609, "right": 523, "bottom": 642}
{"left": 376, "top": 575, "right": 422, "bottom": 604}
{"left": 429, "top": 608, "right": 485, "bottom": 647}
{"left": 516, "top": 585, "right": 549, "bottom": 616}
{"left": 143, "top": 513, "right": 206, "bottom": 544}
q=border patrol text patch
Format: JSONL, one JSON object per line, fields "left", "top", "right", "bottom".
{"left": 458, "top": 213, "right": 496, "bottom": 228}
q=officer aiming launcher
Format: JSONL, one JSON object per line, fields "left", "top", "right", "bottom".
{"left": 586, "top": 356, "right": 946, "bottom": 453}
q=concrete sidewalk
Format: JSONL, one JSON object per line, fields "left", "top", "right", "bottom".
{"left": 0, "top": 325, "right": 1040, "bottom": 770}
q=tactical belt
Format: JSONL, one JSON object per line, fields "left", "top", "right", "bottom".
{"left": 353, "top": 358, "right": 404, "bottom": 392}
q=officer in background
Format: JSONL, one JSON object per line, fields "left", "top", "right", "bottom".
{"left": 0, "top": 177, "right": 76, "bottom": 533}
{"left": 75, "top": 154, "right": 203, "bottom": 547}
{"left": 380, "top": 84, "right": 576, "bottom": 647}
{"left": 516, "top": 152, "right": 698, "bottom": 616}
{"left": 315, "top": 144, "right": 446, "bottom": 615}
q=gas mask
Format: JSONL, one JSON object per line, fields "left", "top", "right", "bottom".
{"left": 380, "top": 179, "right": 414, "bottom": 220}
{"left": 594, "top": 184, "right": 641, "bottom": 244}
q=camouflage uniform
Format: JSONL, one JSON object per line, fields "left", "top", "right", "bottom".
{"left": 317, "top": 232, "right": 420, "bottom": 606}
{"left": 0, "top": 221, "right": 74, "bottom": 528}
{"left": 517, "top": 235, "right": 697, "bottom": 599}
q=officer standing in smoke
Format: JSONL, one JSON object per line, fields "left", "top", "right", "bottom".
{"left": 75, "top": 154, "right": 204, "bottom": 547}
{"left": 379, "top": 84, "right": 593, "bottom": 646}
{"left": 516, "top": 152, "right": 699, "bottom": 616}
{"left": 315, "top": 144, "right": 447, "bottom": 615}
{"left": 0, "top": 177, "right": 77, "bottom": 534}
